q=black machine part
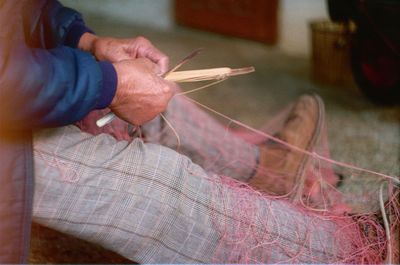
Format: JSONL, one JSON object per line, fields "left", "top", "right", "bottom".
{"left": 328, "top": 0, "right": 400, "bottom": 104}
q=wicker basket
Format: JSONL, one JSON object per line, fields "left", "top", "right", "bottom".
{"left": 310, "top": 20, "right": 355, "bottom": 86}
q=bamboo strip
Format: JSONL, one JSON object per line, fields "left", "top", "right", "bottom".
{"left": 165, "top": 67, "right": 255, "bottom": 82}
{"left": 162, "top": 48, "right": 203, "bottom": 77}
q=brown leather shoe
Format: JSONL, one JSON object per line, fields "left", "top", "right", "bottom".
{"left": 248, "top": 94, "right": 325, "bottom": 200}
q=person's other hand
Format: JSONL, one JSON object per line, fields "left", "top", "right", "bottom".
{"left": 79, "top": 33, "right": 169, "bottom": 75}
{"left": 110, "top": 58, "right": 175, "bottom": 125}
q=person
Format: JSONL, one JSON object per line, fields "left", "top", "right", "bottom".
{"left": 0, "top": 0, "right": 174, "bottom": 262}
{"left": 0, "top": 1, "right": 389, "bottom": 264}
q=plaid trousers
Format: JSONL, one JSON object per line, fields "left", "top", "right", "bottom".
{"left": 33, "top": 96, "right": 355, "bottom": 263}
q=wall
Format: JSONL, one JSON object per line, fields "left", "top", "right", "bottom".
{"left": 60, "top": 0, "right": 173, "bottom": 30}
{"left": 60, "top": 0, "right": 328, "bottom": 57}
{"left": 279, "top": 0, "right": 328, "bottom": 56}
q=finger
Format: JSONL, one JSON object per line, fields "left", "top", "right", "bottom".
{"left": 129, "top": 37, "right": 169, "bottom": 73}
{"left": 138, "top": 46, "right": 169, "bottom": 75}
{"left": 157, "top": 55, "right": 169, "bottom": 75}
{"left": 145, "top": 49, "right": 169, "bottom": 75}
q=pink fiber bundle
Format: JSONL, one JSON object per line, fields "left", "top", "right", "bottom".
{"left": 69, "top": 94, "right": 399, "bottom": 264}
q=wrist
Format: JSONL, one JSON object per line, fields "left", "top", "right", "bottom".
{"left": 78, "top": 32, "right": 98, "bottom": 53}
{"left": 96, "top": 61, "right": 118, "bottom": 109}
{"left": 64, "top": 21, "right": 94, "bottom": 48}
{"left": 109, "top": 62, "right": 122, "bottom": 108}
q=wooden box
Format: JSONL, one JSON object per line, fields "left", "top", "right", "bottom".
{"left": 175, "top": 0, "right": 278, "bottom": 44}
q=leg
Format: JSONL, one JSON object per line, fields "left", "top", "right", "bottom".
{"left": 144, "top": 94, "right": 335, "bottom": 200}
{"left": 142, "top": 95, "right": 259, "bottom": 182}
{"left": 77, "top": 95, "right": 339, "bottom": 200}
{"left": 33, "top": 125, "right": 364, "bottom": 263}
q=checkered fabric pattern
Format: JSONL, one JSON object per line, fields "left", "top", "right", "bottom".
{"left": 32, "top": 96, "right": 357, "bottom": 263}
{"left": 76, "top": 95, "right": 260, "bottom": 182}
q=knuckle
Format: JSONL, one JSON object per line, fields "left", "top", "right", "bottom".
{"left": 162, "top": 84, "right": 171, "bottom": 93}
{"left": 135, "top": 36, "right": 149, "bottom": 44}
{"left": 161, "top": 56, "right": 169, "bottom": 67}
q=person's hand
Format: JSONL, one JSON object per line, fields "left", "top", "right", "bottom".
{"left": 79, "top": 33, "right": 169, "bottom": 75}
{"left": 109, "top": 58, "right": 175, "bottom": 125}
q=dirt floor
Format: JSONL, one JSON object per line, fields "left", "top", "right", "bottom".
{"left": 29, "top": 15, "right": 400, "bottom": 264}
{"left": 30, "top": 223, "right": 131, "bottom": 264}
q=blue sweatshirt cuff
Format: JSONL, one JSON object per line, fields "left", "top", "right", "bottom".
{"left": 96, "top": 61, "right": 118, "bottom": 109}
{"left": 64, "top": 20, "right": 94, "bottom": 48}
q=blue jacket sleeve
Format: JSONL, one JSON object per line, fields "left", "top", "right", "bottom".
{"left": 24, "top": 0, "right": 93, "bottom": 49}
{"left": 0, "top": 40, "right": 117, "bottom": 131}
